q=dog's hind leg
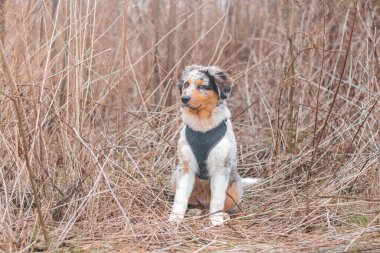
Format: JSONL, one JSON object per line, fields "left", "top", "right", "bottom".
{"left": 224, "top": 182, "right": 240, "bottom": 211}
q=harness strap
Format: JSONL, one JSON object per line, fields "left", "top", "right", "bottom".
{"left": 185, "top": 120, "right": 227, "bottom": 180}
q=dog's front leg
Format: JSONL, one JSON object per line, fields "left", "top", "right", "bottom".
{"left": 209, "top": 172, "right": 229, "bottom": 225}
{"left": 169, "top": 169, "right": 195, "bottom": 222}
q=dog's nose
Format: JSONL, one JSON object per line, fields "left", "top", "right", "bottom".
{"left": 181, "top": 95, "right": 191, "bottom": 104}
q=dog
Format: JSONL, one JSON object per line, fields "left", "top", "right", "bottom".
{"left": 169, "top": 65, "right": 259, "bottom": 226}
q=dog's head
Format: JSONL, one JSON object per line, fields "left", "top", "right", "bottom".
{"left": 177, "top": 65, "right": 232, "bottom": 113}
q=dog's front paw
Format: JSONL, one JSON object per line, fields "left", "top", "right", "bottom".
{"left": 169, "top": 212, "right": 184, "bottom": 222}
{"left": 210, "top": 213, "right": 229, "bottom": 226}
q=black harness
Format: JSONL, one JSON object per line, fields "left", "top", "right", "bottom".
{"left": 185, "top": 120, "right": 227, "bottom": 180}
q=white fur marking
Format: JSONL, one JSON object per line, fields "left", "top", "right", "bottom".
{"left": 242, "top": 177, "right": 261, "bottom": 188}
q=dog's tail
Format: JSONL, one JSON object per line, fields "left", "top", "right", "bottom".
{"left": 242, "top": 177, "right": 261, "bottom": 188}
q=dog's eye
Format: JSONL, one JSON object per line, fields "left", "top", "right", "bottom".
{"left": 198, "top": 85, "right": 206, "bottom": 90}
{"left": 184, "top": 82, "right": 189, "bottom": 88}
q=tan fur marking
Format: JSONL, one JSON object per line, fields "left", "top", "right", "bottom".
{"left": 186, "top": 89, "right": 219, "bottom": 120}
{"left": 195, "top": 79, "right": 204, "bottom": 86}
{"left": 171, "top": 160, "right": 189, "bottom": 192}
{"left": 224, "top": 183, "right": 239, "bottom": 211}
{"left": 183, "top": 161, "right": 189, "bottom": 174}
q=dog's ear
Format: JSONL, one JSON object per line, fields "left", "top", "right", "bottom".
{"left": 206, "top": 66, "right": 232, "bottom": 100}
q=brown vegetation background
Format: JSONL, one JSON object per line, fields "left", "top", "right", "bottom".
{"left": 0, "top": 0, "right": 379, "bottom": 252}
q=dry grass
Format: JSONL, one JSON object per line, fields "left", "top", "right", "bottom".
{"left": 0, "top": 0, "right": 379, "bottom": 252}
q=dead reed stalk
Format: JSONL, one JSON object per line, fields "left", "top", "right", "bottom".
{"left": 284, "top": 0, "right": 296, "bottom": 154}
